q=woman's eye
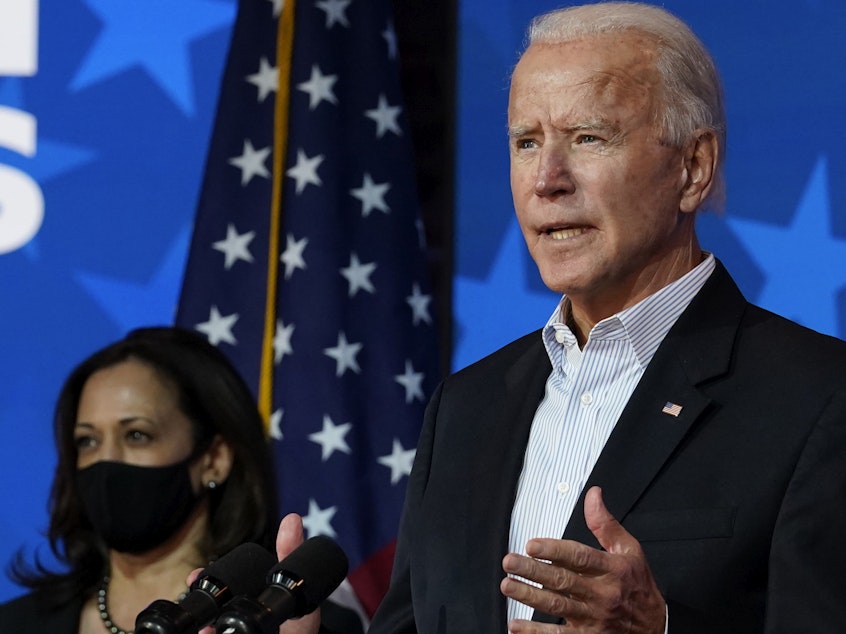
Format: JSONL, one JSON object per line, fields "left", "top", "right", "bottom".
{"left": 126, "top": 429, "right": 152, "bottom": 443}
{"left": 74, "top": 435, "right": 96, "bottom": 450}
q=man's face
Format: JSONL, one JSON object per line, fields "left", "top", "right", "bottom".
{"left": 508, "top": 33, "right": 698, "bottom": 319}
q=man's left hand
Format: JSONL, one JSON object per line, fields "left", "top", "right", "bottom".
{"left": 196, "top": 513, "right": 321, "bottom": 634}
{"left": 500, "top": 486, "right": 666, "bottom": 633}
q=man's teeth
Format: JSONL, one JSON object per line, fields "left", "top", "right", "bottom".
{"left": 548, "top": 227, "right": 586, "bottom": 240}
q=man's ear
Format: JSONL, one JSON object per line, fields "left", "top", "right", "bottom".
{"left": 679, "top": 129, "right": 719, "bottom": 214}
{"left": 200, "top": 434, "right": 234, "bottom": 488}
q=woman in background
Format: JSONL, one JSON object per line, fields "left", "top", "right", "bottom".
{"left": 0, "top": 326, "right": 278, "bottom": 633}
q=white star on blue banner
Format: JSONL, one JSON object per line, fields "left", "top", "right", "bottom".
{"left": 175, "top": 0, "right": 440, "bottom": 620}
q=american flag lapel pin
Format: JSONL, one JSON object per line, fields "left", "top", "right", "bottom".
{"left": 661, "top": 402, "right": 683, "bottom": 417}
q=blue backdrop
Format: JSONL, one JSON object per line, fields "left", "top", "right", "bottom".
{"left": 2, "top": 0, "right": 845, "bottom": 604}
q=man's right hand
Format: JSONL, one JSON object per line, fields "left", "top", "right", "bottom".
{"left": 276, "top": 513, "right": 322, "bottom": 634}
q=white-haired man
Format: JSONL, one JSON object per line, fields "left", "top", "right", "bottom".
{"left": 274, "top": 3, "right": 846, "bottom": 632}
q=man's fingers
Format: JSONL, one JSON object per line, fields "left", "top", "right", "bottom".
{"left": 503, "top": 547, "right": 606, "bottom": 604}
{"left": 186, "top": 567, "right": 202, "bottom": 586}
{"left": 501, "top": 490, "right": 665, "bottom": 631}
{"left": 584, "top": 486, "right": 639, "bottom": 556}
{"left": 500, "top": 573, "right": 590, "bottom": 623}
{"left": 276, "top": 512, "right": 306, "bottom": 559}
{"left": 503, "top": 551, "right": 580, "bottom": 595}
{"left": 520, "top": 536, "right": 608, "bottom": 577}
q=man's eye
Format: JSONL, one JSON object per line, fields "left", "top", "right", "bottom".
{"left": 515, "top": 139, "right": 536, "bottom": 150}
{"left": 577, "top": 134, "right": 600, "bottom": 144}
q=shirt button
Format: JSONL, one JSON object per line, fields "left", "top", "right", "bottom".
{"left": 580, "top": 392, "right": 593, "bottom": 405}
{"left": 555, "top": 330, "right": 566, "bottom": 344}
{"left": 557, "top": 482, "right": 570, "bottom": 495}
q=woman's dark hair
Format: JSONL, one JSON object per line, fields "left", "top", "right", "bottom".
{"left": 9, "top": 326, "right": 278, "bottom": 607}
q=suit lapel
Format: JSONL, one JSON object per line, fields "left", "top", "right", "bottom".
{"left": 532, "top": 261, "right": 747, "bottom": 623}
{"left": 465, "top": 333, "right": 550, "bottom": 632}
{"left": 563, "top": 355, "right": 714, "bottom": 547}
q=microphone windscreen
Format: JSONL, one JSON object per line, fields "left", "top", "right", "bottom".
{"left": 269, "top": 536, "right": 349, "bottom": 611}
{"left": 134, "top": 543, "right": 278, "bottom": 634}
{"left": 203, "top": 542, "right": 278, "bottom": 597}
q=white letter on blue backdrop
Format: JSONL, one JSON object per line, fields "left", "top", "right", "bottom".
{"left": 0, "top": 0, "right": 38, "bottom": 75}
{"left": 0, "top": 0, "right": 44, "bottom": 254}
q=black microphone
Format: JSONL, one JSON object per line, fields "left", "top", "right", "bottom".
{"left": 134, "top": 542, "right": 277, "bottom": 634}
{"left": 213, "top": 536, "right": 349, "bottom": 634}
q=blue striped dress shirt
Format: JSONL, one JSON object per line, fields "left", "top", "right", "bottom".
{"left": 506, "top": 253, "right": 716, "bottom": 623}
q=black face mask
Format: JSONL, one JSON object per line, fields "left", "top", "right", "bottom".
{"left": 76, "top": 456, "right": 202, "bottom": 554}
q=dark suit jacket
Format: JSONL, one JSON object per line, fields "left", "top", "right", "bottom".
{"left": 370, "top": 261, "right": 846, "bottom": 633}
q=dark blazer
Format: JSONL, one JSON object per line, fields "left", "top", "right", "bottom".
{"left": 0, "top": 588, "right": 363, "bottom": 634}
{"left": 370, "top": 261, "right": 846, "bottom": 633}
{"left": 0, "top": 592, "right": 81, "bottom": 633}
{"left": 0, "top": 586, "right": 363, "bottom": 634}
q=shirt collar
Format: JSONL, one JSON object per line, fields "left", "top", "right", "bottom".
{"left": 542, "top": 253, "right": 716, "bottom": 368}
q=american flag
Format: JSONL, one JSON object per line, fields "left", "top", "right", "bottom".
{"left": 175, "top": 0, "right": 439, "bottom": 621}
{"left": 661, "top": 402, "right": 683, "bottom": 417}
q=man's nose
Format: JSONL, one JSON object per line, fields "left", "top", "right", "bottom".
{"left": 534, "top": 146, "right": 574, "bottom": 198}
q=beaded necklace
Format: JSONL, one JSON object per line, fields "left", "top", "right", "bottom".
{"left": 97, "top": 576, "right": 187, "bottom": 634}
